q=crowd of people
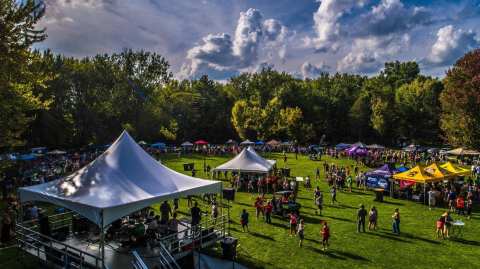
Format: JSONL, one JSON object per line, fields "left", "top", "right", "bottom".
{"left": 1, "top": 142, "right": 480, "bottom": 253}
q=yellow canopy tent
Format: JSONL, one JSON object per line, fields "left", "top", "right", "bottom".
{"left": 424, "top": 163, "right": 455, "bottom": 180}
{"left": 439, "top": 162, "right": 471, "bottom": 177}
{"left": 392, "top": 165, "right": 439, "bottom": 183}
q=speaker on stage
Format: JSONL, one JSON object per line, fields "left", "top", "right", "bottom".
{"left": 223, "top": 188, "right": 235, "bottom": 201}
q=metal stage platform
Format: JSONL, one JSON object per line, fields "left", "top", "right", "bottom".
{"left": 16, "top": 212, "right": 227, "bottom": 269}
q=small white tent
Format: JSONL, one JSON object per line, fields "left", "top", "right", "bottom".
{"left": 181, "top": 141, "right": 194, "bottom": 147}
{"left": 213, "top": 147, "right": 275, "bottom": 173}
{"left": 240, "top": 139, "right": 255, "bottom": 146}
{"left": 19, "top": 131, "right": 222, "bottom": 228}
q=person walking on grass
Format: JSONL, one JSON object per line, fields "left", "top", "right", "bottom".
{"left": 330, "top": 186, "right": 337, "bottom": 204}
{"left": 289, "top": 212, "right": 298, "bottom": 236}
{"left": 254, "top": 195, "right": 264, "bottom": 219}
{"left": 241, "top": 209, "right": 249, "bottom": 232}
{"left": 321, "top": 221, "right": 330, "bottom": 251}
{"left": 392, "top": 208, "right": 401, "bottom": 235}
{"left": 297, "top": 219, "right": 305, "bottom": 247}
{"left": 436, "top": 216, "right": 445, "bottom": 239}
{"left": 264, "top": 201, "right": 273, "bottom": 224}
{"left": 315, "top": 189, "right": 323, "bottom": 215}
{"left": 357, "top": 204, "right": 367, "bottom": 233}
{"left": 346, "top": 174, "right": 353, "bottom": 192}
{"left": 466, "top": 196, "right": 473, "bottom": 220}
{"left": 368, "top": 206, "right": 378, "bottom": 231}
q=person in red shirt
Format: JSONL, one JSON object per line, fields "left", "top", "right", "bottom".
{"left": 456, "top": 196, "right": 465, "bottom": 215}
{"left": 254, "top": 196, "right": 264, "bottom": 219}
{"left": 264, "top": 201, "right": 273, "bottom": 224}
{"left": 289, "top": 213, "right": 298, "bottom": 236}
{"left": 321, "top": 221, "right": 330, "bottom": 251}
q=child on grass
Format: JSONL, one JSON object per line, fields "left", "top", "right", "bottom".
{"left": 241, "top": 209, "right": 249, "bottom": 232}
{"left": 298, "top": 219, "right": 305, "bottom": 247}
{"left": 321, "top": 221, "right": 330, "bottom": 251}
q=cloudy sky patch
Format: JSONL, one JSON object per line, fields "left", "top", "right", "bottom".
{"left": 35, "top": 0, "right": 480, "bottom": 79}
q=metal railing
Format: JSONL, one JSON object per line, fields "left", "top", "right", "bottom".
{"left": 132, "top": 250, "right": 149, "bottom": 269}
{"left": 16, "top": 222, "right": 103, "bottom": 268}
{"left": 157, "top": 241, "right": 181, "bottom": 269}
{"left": 158, "top": 214, "right": 227, "bottom": 256}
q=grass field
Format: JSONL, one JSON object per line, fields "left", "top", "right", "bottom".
{"left": 161, "top": 153, "right": 480, "bottom": 269}
{"left": 1, "top": 152, "right": 480, "bottom": 269}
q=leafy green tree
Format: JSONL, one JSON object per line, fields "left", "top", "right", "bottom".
{"left": 0, "top": 0, "right": 49, "bottom": 149}
{"left": 381, "top": 61, "right": 420, "bottom": 89}
{"left": 440, "top": 49, "right": 480, "bottom": 147}
{"left": 395, "top": 77, "right": 443, "bottom": 144}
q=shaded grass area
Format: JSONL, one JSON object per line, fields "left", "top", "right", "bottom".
{"left": 1, "top": 152, "right": 479, "bottom": 269}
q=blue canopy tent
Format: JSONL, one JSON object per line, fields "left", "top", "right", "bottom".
{"left": 150, "top": 142, "right": 166, "bottom": 149}
{"left": 18, "top": 153, "right": 37, "bottom": 161}
{"left": 396, "top": 166, "right": 409, "bottom": 173}
{"left": 308, "top": 144, "right": 321, "bottom": 153}
{"left": 364, "top": 164, "right": 396, "bottom": 191}
{"left": 335, "top": 143, "right": 351, "bottom": 150}
{"left": 30, "top": 147, "right": 47, "bottom": 154}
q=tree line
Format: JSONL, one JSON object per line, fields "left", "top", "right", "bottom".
{"left": 2, "top": 1, "right": 480, "bottom": 151}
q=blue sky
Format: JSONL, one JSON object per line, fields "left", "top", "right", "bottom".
{"left": 36, "top": 0, "right": 480, "bottom": 79}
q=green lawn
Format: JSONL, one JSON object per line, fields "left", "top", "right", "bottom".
{"left": 161, "top": 153, "right": 480, "bottom": 269}
{"left": 2, "top": 153, "right": 479, "bottom": 269}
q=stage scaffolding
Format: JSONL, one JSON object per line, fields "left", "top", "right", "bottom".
{"left": 16, "top": 211, "right": 228, "bottom": 269}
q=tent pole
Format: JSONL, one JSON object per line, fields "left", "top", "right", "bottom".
{"left": 100, "top": 210, "right": 105, "bottom": 269}
{"left": 423, "top": 183, "right": 426, "bottom": 206}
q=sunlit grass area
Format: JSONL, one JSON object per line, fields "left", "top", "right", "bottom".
{"left": 160, "top": 153, "right": 480, "bottom": 269}
{"left": 2, "top": 153, "right": 479, "bottom": 269}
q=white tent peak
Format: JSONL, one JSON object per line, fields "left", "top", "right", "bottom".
{"left": 214, "top": 147, "right": 275, "bottom": 173}
{"left": 19, "top": 130, "right": 221, "bottom": 227}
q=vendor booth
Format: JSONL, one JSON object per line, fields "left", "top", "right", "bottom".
{"left": 335, "top": 143, "right": 351, "bottom": 150}
{"left": 213, "top": 147, "right": 275, "bottom": 174}
{"left": 364, "top": 164, "right": 395, "bottom": 191}
{"left": 17, "top": 131, "right": 225, "bottom": 269}
{"left": 346, "top": 146, "right": 368, "bottom": 156}
{"left": 440, "top": 162, "right": 471, "bottom": 176}
{"left": 392, "top": 165, "right": 446, "bottom": 204}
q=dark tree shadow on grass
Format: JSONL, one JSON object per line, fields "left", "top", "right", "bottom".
{"left": 368, "top": 231, "right": 411, "bottom": 243}
{"left": 268, "top": 221, "right": 288, "bottom": 229}
{"left": 300, "top": 214, "right": 323, "bottom": 224}
{"left": 334, "top": 250, "right": 370, "bottom": 261}
{"left": 450, "top": 238, "right": 480, "bottom": 246}
{"left": 322, "top": 214, "right": 355, "bottom": 223}
{"left": 400, "top": 232, "right": 441, "bottom": 245}
{"left": 304, "top": 237, "right": 321, "bottom": 244}
{"left": 234, "top": 201, "right": 252, "bottom": 207}
{"left": 380, "top": 200, "right": 405, "bottom": 206}
{"left": 249, "top": 231, "right": 275, "bottom": 241}
{"left": 306, "top": 246, "right": 346, "bottom": 260}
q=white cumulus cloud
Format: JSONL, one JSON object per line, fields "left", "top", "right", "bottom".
{"left": 427, "top": 25, "right": 479, "bottom": 65}
{"left": 301, "top": 61, "right": 330, "bottom": 79}
{"left": 179, "top": 8, "right": 291, "bottom": 80}
{"left": 305, "top": 0, "right": 366, "bottom": 53}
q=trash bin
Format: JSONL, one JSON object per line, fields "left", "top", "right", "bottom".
{"left": 374, "top": 189, "right": 384, "bottom": 202}
{"left": 221, "top": 236, "right": 238, "bottom": 260}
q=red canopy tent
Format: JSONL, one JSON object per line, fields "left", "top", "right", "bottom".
{"left": 194, "top": 140, "right": 209, "bottom": 145}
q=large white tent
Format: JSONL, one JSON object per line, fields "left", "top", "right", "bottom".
{"left": 19, "top": 131, "right": 222, "bottom": 228}
{"left": 213, "top": 147, "right": 275, "bottom": 173}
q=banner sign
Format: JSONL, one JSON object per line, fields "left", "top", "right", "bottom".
{"left": 399, "top": 180, "right": 416, "bottom": 189}
{"left": 366, "top": 176, "right": 390, "bottom": 191}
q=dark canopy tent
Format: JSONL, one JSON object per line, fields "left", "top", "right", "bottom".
{"left": 364, "top": 164, "right": 396, "bottom": 191}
